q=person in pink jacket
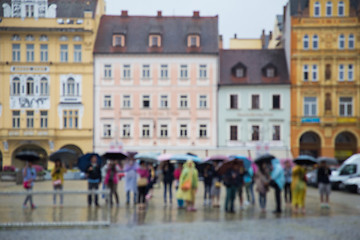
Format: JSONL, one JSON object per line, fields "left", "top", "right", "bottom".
{"left": 104, "top": 160, "right": 121, "bottom": 207}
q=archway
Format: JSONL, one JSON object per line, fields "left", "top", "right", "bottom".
{"left": 299, "top": 131, "right": 321, "bottom": 158}
{"left": 60, "top": 144, "right": 83, "bottom": 169}
{"left": 12, "top": 145, "right": 48, "bottom": 169}
{"left": 335, "top": 131, "right": 357, "bottom": 162}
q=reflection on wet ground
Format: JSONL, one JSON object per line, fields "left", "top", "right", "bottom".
{"left": 0, "top": 180, "right": 359, "bottom": 226}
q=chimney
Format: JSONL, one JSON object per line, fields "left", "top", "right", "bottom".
{"left": 261, "top": 29, "right": 266, "bottom": 48}
{"left": 218, "top": 35, "right": 223, "bottom": 49}
{"left": 234, "top": 33, "right": 237, "bottom": 39}
{"left": 269, "top": 31, "right": 273, "bottom": 40}
{"left": 157, "top": 11, "right": 162, "bottom": 17}
{"left": 193, "top": 11, "right": 200, "bottom": 18}
{"left": 121, "top": 10, "right": 128, "bottom": 17}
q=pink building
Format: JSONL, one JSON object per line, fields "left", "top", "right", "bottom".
{"left": 93, "top": 11, "right": 219, "bottom": 155}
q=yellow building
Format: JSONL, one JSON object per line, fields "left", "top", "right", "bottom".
{"left": 0, "top": 0, "right": 105, "bottom": 169}
{"left": 285, "top": 0, "right": 360, "bottom": 161}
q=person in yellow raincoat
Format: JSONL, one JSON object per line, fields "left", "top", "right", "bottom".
{"left": 51, "top": 159, "right": 67, "bottom": 206}
{"left": 176, "top": 160, "right": 198, "bottom": 211}
{"left": 291, "top": 165, "right": 307, "bottom": 214}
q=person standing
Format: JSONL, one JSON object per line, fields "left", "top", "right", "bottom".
{"left": 211, "top": 161, "right": 222, "bottom": 208}
{"left": 124, "top": 159, "right": 138, "bottom": 205}
{"left": 203, "top": 164, "right": 215, "bottom": 206}
{"left": 22, "top": 161, "right": 37, "bottom": 209}
{"left": 283, "top": 160, "right": 292, "bottom": 207}
{"left": 317, "top": 161, "right": 332, "bottom": 209}
{"left": 174, "top": 163, "right": 184, "bottom": 208}
{"left": 162, "top": 161, "right": 174, "bottom": 205}
{"left": 237, "top": 163, "right": 246, "bottom": 210}
{"left": 136, "top": 161, "right": 149, "bottom": 211}
{"left": 104, "top": 160, "right": 120, "bottom": 207}
{"left": 291, "top": 164, "right": 307, "bottom": 214}
{"left": 270, "top": 159, "right": 285, "bottom": 214}
{"left": 223, "top": 165, "right": 241, "bottom": 213}
{"left": 244, "top": 165, "right": 255, "bottom": 206}
{"left": 255, "top": 163, "right": 270, "bottom": 213}
{"left": 176, "top": 160, "right": 199, "bottom": 212}
{"left": 51, "top": 159, "right": 67, "bottom": 207}
{"left": 86, "top": 155, "right": 102, "bottom": 207}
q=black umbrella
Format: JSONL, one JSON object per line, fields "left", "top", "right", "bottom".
{"left": 294, "top": 155, "right": 317, "bottom": 166}
{"left": 15, "top": 151, "right": 40, "bottom": 161}
{"left": 254, "top": 153, "right": 276, "bottom": 165}
{"left": 102, "top": 150, "right": 128, "bottom": 160}
{"left": 49, "top": 148, "right": 77, "bottom": 165}
{"left": 217, "top": 159, "right": 244, "bottom": 175}
{"left": 317, "top": 157, "right": 338, "bottom": 166}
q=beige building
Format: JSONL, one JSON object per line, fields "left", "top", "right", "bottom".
{"left": 0, "top": 0, "right": 105, "bottom": 169}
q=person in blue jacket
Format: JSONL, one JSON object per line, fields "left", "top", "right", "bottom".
{"left": 270, "top": 158, "right": 285, "bottom": 214}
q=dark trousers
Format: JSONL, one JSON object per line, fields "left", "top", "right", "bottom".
{"left": 88, "top": 182, "right": 99, "bottom": 206}
{"left": 138, "top": 186, "right": 147, "bottom": 204}
{"left": 284, "top": 182, "right": 292, "bottom": 203}
{"left": 108, "top": 182, "right": 119, "bottom": 205}
{"left": 271, "top": 181, "right": 281, "bottom": 212}
{"left": 163, "top": 181, "right": 173, "bottom": 203}
{"left": 225, "top": 186, "right": 237, "bottom": 212}
{"left": 204, "top": 183, "right": 212, "bottom": 200}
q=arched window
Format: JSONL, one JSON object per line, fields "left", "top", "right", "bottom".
{"left": 66, "top": 78, "right": 75, "bottom": 96}
{"left": 338, "top": 1, "right": 344, "bottom": 16}
{"left": 339, "top": 34, "right": 345, "bottom": 49}
{"left": 39, "top": 35, "right": 48, "bottom": 41}
{"left": 26, "top": 77, "right": 34, "bottom": 95}
{"left": 314, "top": 1, "right": 321, "bottom": 17}
{"left": 40, "top": 77, "right": 48, "bottom": 96}
{"left": 326, "top": 1, "right": 333, "bottom": 16}
{"left": 303, "top": 35, "right": 309, "bottom": 50}
{"left": 348, "top": 34, "right": 354, "bottom": 49}
{"left": 12, "top": 77, "right": 20, "bottom": 95}
{"left": 312, "top": 34, "right": 319, "bottom": 50}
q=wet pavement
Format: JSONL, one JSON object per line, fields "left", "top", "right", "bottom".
{"left": 0, "top": 180, "right": 360, "bottom": 239}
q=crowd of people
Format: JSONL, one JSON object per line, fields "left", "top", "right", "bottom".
{"left": 21, "top": 155, "right": 333, "bottom": 215}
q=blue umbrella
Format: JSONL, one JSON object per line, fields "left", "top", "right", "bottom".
{"left": 135, "top": 152, "right": 160, "bottom": 163}
{"left": 77, "top": 153, "right": 102, "bottom": 172}
{"left": 170, "top": 154, "right": 202, "bottom": 163}
{"left": 229, "top": 155, "right": 252, "bottom": 169}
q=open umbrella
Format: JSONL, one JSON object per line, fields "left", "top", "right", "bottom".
{"left": 317, "top": 157, "right": 338, "bottom": 166}
{"left": 170, "top": 154, "right": 202, "bottom": 163}
{"left": 254, "top": 153, "right": 276, "bottom": 165}
{"left": 217, "top": 159, "right": 245, "bottom": 175}
{"left": 280, "top": 158, "right": 295, "bottom": 168}
{"left": 203, "top": 155, "right": 229, "bottom": 162}
{"left": 49, "top": 148, "right": 77, "bottom": 165}
{"left": 77, "top": 153, "right": 102, "bottom": 172}
{"left": 102, "top": 149, "right": 128, "bottom": 160}
{"left": 293, "top": 155, "right": 317, "bottom": 166}
{"left": 135, "top": 152, "right": 160, "bottom": 163}
{"left": 229, "top": 155, "right": 252, "bottom": 169}
{"left": 15, "top": 151, "right": 40, "bottom": 161}
{"left": 158, "top": 153, "right": 173, "bottom": 162}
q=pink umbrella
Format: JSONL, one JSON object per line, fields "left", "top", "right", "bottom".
{"left": 280, "top": 158, "right": 294, "bottom": 168}
{"left": 157, "top": 153, "right": 173, "bottom": 162}
{"left": 204, "top": 155, "right": 229, "bottom": 162}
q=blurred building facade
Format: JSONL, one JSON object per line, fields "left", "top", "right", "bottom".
{"left": 284, "top": 0, "right": 360, "bottom": 160}
{"left": 0, "top": 0, "right": 105, "bottom": 169}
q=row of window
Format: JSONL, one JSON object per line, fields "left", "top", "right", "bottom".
{"left": 103, "top": 122, "right": 208, "bottom": 139}
{"left": 302, "top": 64, "right": 354, "bottom": 81}
{"left": 11, "top": 34, "right": 82, "bottom": 42}
{"left": 229, "top": 125, "right": 281, "bottom": 141}
{"left": 11, "top": 77, "right": 79, "bottom": 97}
{"left": 11, "top": 110, "right": 78, "bottom": 129}
{"left": 103, "top": 64, "right": 208, "bottom": 80}
{"left": 304, "top": 96, "right": 353, "bottom": 117}
{"left": 229, "top": 94, "right": 281, "bottom": 110}
{"left": 103, "top": 94, "right": 208, "bottom": 109}
{"left": 303, "top": 34, "right": 355, "bottom": 50}
{"left": 12, "top": 44, "right": 82, "bottom": 63}
{"left": 112, "top": 34, "right": 200, "bottom": 48}
{"left": 313, "top": 1, "right": 346, "bottom": 17}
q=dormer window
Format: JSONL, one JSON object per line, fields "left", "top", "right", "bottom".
{"left": 113, "top": 34, "right": 125, "bottom": 47}
{"left": 149, "top": 34, "right": 161, "bottom": 47}
{"left": 236, "top": 68, "right": 245, "bottom": 78}
{"left": 262, "top": 63, "right": 277, "bottom": 78}
{"left": 231, "top": 62, "right": 247, "bottom": 78}
{"left": 188, "top": 35, "right": 200, "bottom": 48}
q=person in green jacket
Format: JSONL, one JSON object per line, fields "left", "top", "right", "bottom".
{"left": 176, "top": 160, "right": 198, "bottom": 212}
